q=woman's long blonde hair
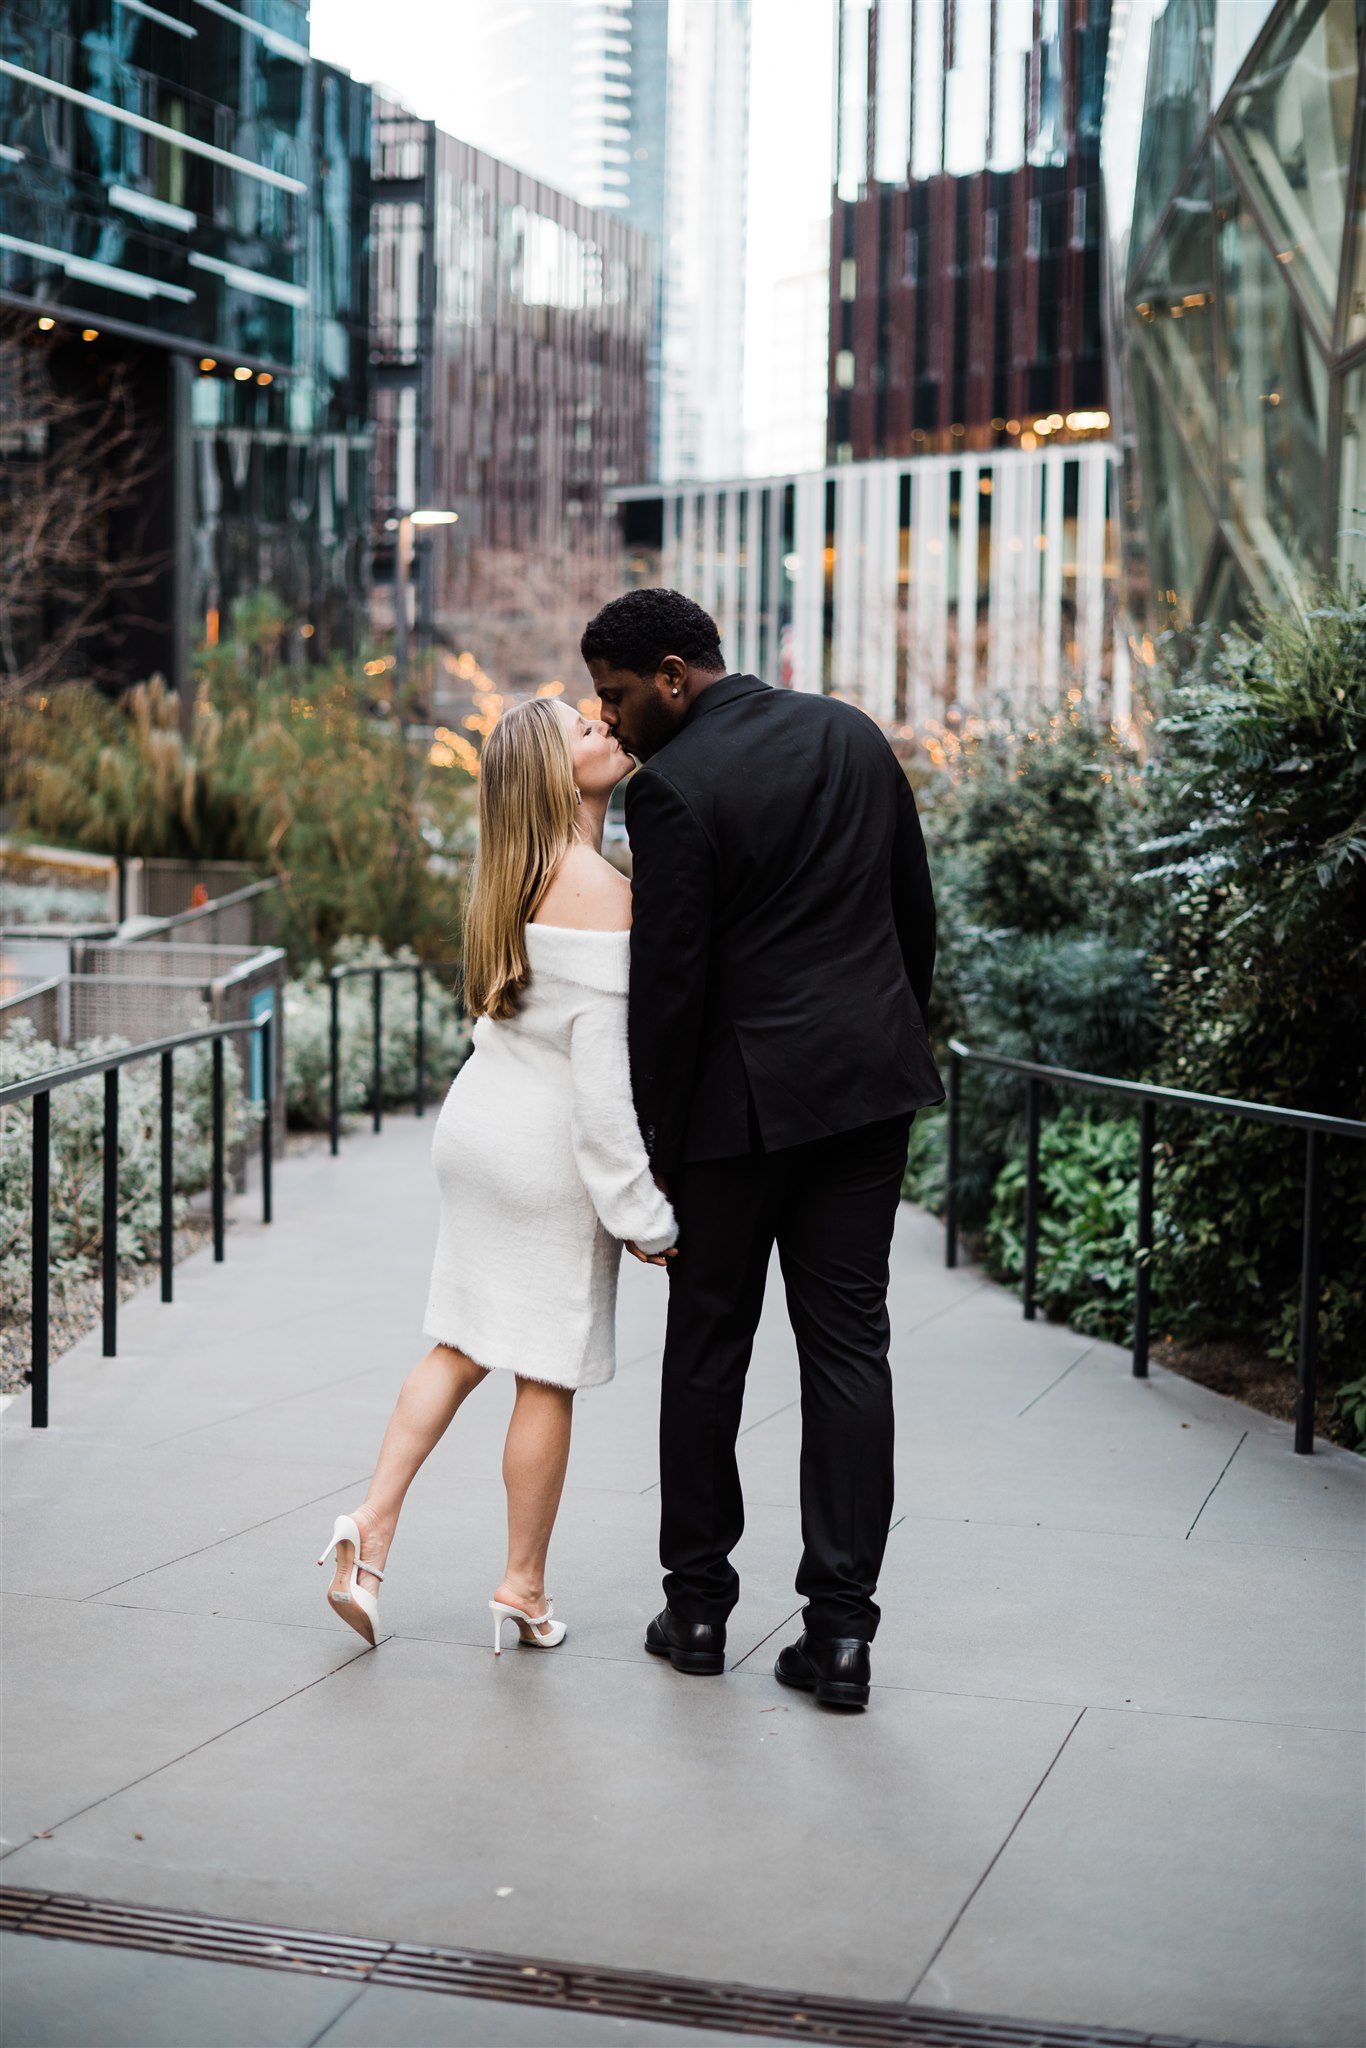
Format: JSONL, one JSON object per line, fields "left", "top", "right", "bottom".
{"left": 463, "top": 698, "right": 578, "bottom": 1019}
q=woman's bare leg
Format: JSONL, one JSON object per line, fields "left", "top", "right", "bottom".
{"left": 492, "top": 1376, "right": 575, "bottom": 1634}
{"left": 350, "top": 1343, "right": 488, "bottom": 1592}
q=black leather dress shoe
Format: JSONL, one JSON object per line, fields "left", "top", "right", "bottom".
{"left": 644, "top": 1606, "right": 726, "bottom": 1675}
{"left": 774, "top": 1631, "right": 871, "bottom": 1709}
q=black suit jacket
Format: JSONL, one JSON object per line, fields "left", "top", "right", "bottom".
{"left": 625, "top": 674, "right": 942, "bottom": 1174}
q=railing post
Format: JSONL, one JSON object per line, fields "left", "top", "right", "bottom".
{"left": 31, "top": 1091, "right": 50, "bottom": 1429}
{"left": 1133, "top": 1098, "right": 1155, "bottom": 1379}
{"left": 945, "top": 1050, "right": 961, "bottom": 1269}
{"left": 372, "top": 968, "right": 383, "bottom": 1134}
{"left": 160, "top": 1051, "right": 174, "bottom": 1303}
{"left": 102, "top": 1068, "right": 119, "bottom": 1357}
{"left": 1022, "top": 1077, "right": 1041, "bottom": 1322}
{"left": 329, "top": 972, "right": 341, "bottom": 1157}
{"left": 1294, "top": 1128, "right": 1324, "bottom": 1455}
{"left": 211, "top": 1036, "right": 225, "bottom": 1263}
{"left": 260, "top": 1015, "right": 273, "bottom": 1226}
{"left": 415, "top": 966, "right": 426, "bottom": 1118}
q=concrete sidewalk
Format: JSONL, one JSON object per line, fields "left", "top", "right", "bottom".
{"left": 1, "top": 1113, "right": 1362, "bottom": 2048}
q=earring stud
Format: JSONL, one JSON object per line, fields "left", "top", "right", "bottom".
{"left": 671, "top": 687, "right": 679, "bottom": 697}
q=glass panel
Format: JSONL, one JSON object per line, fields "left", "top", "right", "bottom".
{"left": 838, "top": 0, "right": 871, "bottom": 200}
{"left": 1215, "top": 143, "right": 1332, "bottom": 594}
{"left": 1335, "top": 362, "right": 1366, "bottom": 586}
{"left": 910, "top": 0, "right": 944, "bottom": 180}
{"left": 1201, "top": 544, "right": 1256, "bottom": 638}
{"left": 1210, "top": 0, "right": 1280, "bottom": 104}
{"left": 1129, "top": 0, "right": 1213, "bottom": 267}
{"left": 1128, "top": 340, "right": 1219, "bottom": 623}
{"left": 1339, "top": 155, "right": 1366, "bottom": 348}
{"left": 873, "top": 0, "right": 913, "bottom": 184}
{"left": 1219, "top": 0, "right": 1359, "bottom": 335}
{"left": 1130, "top": 153, "right": 1220, "bottom": 484}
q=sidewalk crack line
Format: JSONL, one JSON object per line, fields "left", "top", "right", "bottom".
{"left": 904, "top": 1707, "right": 1086, "bottom": 2004}
{"left": 0, "top": 1642, "right": 376, "bottom": 1863}
{"left": 1016, "top": 1346, "right": 1095, "bottom": 1417}
{"left": 82, "top": 1475, "right": 373, "bottom": 1600}
{"left": 1185, "top": 1430, "right": 1248, "bottom": 1540}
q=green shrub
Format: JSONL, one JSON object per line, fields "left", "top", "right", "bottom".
{"left": 0, "top": 1019, "right": 252, "bottom": 1316}
{"left": 0, "top": 611, "right": 478, "bottom": 967}
{"left": 1137, "top": 590, "right": 1366, "bottom": 1377}
{"left": 1334, "top": 1376, "right": 1366, "bottom": 1455}
{"left": 282, "top": 940, "right": 471, "bottom": 1130}
{"left": 912, "top": 708, "right": 1155, "bottom": 1220}
{"left": 984, "top": 1112, "right": 1145, "bottom": 1342}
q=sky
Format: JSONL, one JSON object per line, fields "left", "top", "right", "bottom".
{"left": 308, "top": 0, "right": 836, "bottom": 471}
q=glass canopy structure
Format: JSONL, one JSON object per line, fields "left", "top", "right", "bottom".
{"left": 1105, "top": 0, "right": 1366, "bottom": 636}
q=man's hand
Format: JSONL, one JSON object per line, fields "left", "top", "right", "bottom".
{"left": 625, "top": 1240, "right": 677, "bottom": 1268}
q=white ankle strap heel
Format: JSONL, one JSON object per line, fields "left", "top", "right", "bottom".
{"left": 490, "top": 1598, "right": 566, "bottom": 1654}
{"left": 318, "top": 1514, "right": 384, "bottom": 1648}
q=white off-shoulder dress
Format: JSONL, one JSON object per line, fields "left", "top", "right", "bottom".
{"left": 423, "top": 923, "right": 677, "bottom": 1389}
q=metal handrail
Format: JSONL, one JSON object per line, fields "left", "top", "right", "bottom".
{"left": 0, "top": 1015, "right": 275, "bottom": 1430}
{"left": 943, "top": 1039, "right": 1366, "bottom": 1455}
{"left": 326, "top": 961, "right": 463, "bottom": 1155}
{"left": 127, "top": 877, "right": 280, "bottom": 939}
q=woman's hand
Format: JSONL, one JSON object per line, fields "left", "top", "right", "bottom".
{"left": 625, "top": 1240, "right": 677, "bottom": 1268}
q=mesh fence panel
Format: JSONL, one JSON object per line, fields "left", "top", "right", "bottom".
{"left": 0, "top": 980, "right": 62, "bottom": 1043}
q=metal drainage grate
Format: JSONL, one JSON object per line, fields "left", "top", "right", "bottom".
{"left": 0, "top": 1888, "right": 1255, "bottom": 2048}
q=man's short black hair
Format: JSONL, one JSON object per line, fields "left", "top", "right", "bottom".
{"left": 581, "top": 588, "right": 726, "bottom": 678}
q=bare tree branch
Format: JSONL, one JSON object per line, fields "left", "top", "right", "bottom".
{"left": 0, "top": 312, "right": 167, "bottom": 701}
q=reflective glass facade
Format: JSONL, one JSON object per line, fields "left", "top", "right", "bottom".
{"left": 1104, "top": 0, "right": 1366, "bottom": 637}
{"left": 369, "top": 101, "right": 654, "bottom": 678}
{"left": 830, "top": 0, "right": 1111, "bottom": 462}
{"left": 0, "top": 0, "right": 373, "bottom": 678}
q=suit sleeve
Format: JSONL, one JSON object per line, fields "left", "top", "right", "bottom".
{"left": 890, "top": 766, "right": 937, "bottom": 1025}
{"left": 624, "top": 769, "right": 714, "bottom": 1177}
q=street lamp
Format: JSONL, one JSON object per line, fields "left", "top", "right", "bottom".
{"left": 387, "top": 507, "right": 459, "bottom": 678}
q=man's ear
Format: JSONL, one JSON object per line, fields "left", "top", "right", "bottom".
{"left": 656, "top": 654, "right": 687, "bottom": 692}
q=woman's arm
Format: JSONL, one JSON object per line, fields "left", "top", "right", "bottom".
{"left": 568, "top": 988, "right": 678, "bottom": 1254}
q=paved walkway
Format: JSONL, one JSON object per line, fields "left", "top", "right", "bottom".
{"left": 1, "top": 1113, "right": 1362, "bottom": 2048}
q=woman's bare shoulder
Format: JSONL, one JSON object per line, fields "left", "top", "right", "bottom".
{"left": 535, "top": 842, "right": 632, "bottom": 931}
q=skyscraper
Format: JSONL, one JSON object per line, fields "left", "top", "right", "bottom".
{"left": 830, "top": 0, "right": 1111, "bottom": 461}
{"left": 0, "top": 0, "right": 373, "bottom": 692}
{"left": 419, "top": 0, "right": 749, "bottom": 482}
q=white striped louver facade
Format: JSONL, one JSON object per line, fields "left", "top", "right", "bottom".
{"left": 624, "top": 439, "right": 1125, "bottom": 727}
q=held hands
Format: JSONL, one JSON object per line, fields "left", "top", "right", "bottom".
{"left": 625, "top": 1240, "right": 677, "bottom": 1268}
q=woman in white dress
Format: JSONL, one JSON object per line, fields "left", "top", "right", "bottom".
{"left": 317, "top": 698, "right": 677, "bottom": 1653}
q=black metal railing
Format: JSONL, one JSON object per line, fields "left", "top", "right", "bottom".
{"left": 0, "top": 1015, "right": 274, "bottom": 1429}
{"left": 943, "top": 1040, "right": 1366, "bottom": 1455}
{"left": 327, "top": 962, "right": 463, "bottom": 1156}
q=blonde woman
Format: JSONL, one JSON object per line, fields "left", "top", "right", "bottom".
{"left": 317, "top": 699, "right": 677, "bottom": 1652}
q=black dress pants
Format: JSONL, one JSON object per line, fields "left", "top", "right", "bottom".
{"left": 658, "top": 1113, "right": 911, "bottom": 1642}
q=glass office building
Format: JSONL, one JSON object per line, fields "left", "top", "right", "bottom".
{"left": 830, "top": 0, "right": 1112, "bottom": 461}
{"left": 369, "top": 98, "right": 654, "bottom": 685}
{"left": 0, "top": 0, "right": 372, "bottom": 686}
{"left": 1104, "top": 0, "right": 1366, "bottom": 635}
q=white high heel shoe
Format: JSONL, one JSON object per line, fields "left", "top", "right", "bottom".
{"left": 490, "top": 1598, "right": 566, "bottom": 1654}
{"left": 318, "top": 1513, "right": 385, "bottom": 1647}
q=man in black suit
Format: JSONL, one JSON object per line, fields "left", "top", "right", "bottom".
{"left": 582, "top": 588, "right": 941, "bottom": 1709}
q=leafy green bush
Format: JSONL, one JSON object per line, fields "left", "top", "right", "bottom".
{"left": 914, "top": 708, "right": 1154, "bottom": 1219}
{"left": 1334, "top": 1376, "right": 1366, "bottom": 1455}
{"left": 0, "top": 1019, "right": 252, "bottom": 1316}
{"left": 283, "top": 940, "right": 471, "bottom": 1130}
{"left": 984, "top": 1112, "right": 1144, "bottom": 1342}
{"left": 1137, "top": 591, "right": 1366, "bottom": 1378}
